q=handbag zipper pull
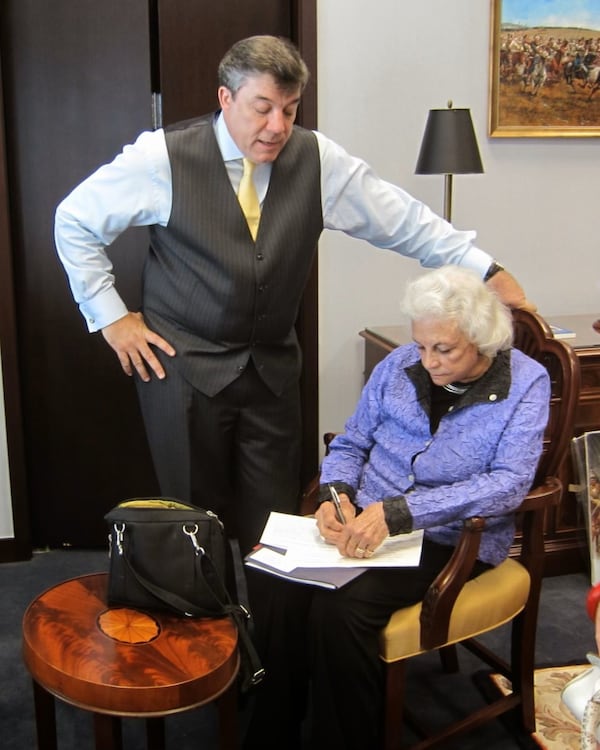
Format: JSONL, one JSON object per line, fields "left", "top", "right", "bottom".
{"left": 183, "top": 523, "right": 205, "bottom": 556}
{"left": 205, "top": 509, "right": 224, "bottom": 529}
{"left": 113, "top": 522, "right": 125, "bottom": 555}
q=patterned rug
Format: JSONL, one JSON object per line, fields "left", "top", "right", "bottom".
{"left": 490, "top": 664, "right": 588, "bottom": 749}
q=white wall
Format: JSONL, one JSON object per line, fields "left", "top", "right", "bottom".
{"left": 317, "top": 0, "right": 600, "bottom": 439}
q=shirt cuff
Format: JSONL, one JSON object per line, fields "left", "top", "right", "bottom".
{"left": 79, "top": 287, "right": 129, "bottom": 332}
{"left": 383, "top": 496, "right": 413, "bottom": 535}
{"left": 457, "top": 246, "right": 494, "bottom": 279}
{"left": 317, "top": 482, "right": 356, "bottom": 506}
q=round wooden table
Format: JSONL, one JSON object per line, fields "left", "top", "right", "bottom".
{"left": 22, "top": 573, "right": 239, "bottom": 749}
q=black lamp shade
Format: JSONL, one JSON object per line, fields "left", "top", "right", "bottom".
{"left": 415, "top": 108, "right": 484, "bottom": 175}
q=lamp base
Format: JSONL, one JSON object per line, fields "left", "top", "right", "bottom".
{"left": 443, "top": 173, "right": 453, "bottom": 223}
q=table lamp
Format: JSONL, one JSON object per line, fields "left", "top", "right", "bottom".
{"left": 415, "top": 101, "right": 484, "bottom": 223}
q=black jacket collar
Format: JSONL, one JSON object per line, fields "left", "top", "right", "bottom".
{"left": 405, "top": 349, "right": 512, "bottom": 416}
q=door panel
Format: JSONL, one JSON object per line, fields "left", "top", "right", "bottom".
{"left": 157, "top": 0, "right": 291, "bottom": 125}
{"left": 1, "top": 0, "right": 156, "bottom": 547}
{"left": 0, "top": 0, "right": 317, "bottom": 548}
{"left": 155, "top": 0, "right": 319, "bottom": 491}
{"left": 0, "top": 60, "right": 29, "bottom": 561}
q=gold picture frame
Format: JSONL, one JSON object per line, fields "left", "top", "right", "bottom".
{"left": 489, "top": 0, "right": 600, "bottom": 137}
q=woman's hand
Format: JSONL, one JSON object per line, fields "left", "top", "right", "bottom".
{"left": 336, "top": 502, "right": 389, "bottom": 559}
{"left": 315, "top": 494, "right": 356, "bottom": 545}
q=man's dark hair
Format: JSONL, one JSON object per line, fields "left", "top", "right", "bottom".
{"left": 218, "top": 35, "right": 309, "bottom": 94}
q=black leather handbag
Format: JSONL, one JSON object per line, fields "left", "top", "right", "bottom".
{"left": 105, "top": 497, "right": 264, "bottom": 690}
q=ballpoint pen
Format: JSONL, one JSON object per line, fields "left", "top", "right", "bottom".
{"left": 328, "top": 484, "right": 346, "bottom": 525}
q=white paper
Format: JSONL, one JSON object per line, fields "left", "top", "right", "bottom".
{"left": 257, "top": 511, "right": 423, "bottom": 569}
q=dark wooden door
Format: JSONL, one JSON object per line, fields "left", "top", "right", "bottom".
{"left": 155, "top": 0, "right": 293, "bottom": 124}
{"left": 0, "top": 0, "right": 317, "bottom": 548}
{"left": 154, "top": 0, "right": 319, "bottom": 497}
{"left": 0, "top": 59, "right": 29, "bottom": 562}
{"left": 0, "top": 0, "right": 155, "bottom": 549}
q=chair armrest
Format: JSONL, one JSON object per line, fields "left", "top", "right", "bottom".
{"left": 517, "top": 476, "right": 562, "bottom": 571}
{"left": 419, "top": 476, "right": 562, "bottom": 651}
{"left": 518, "top": 476, "right": 562, "bottom": 513}
{"left": 420, "top": 517, "right": 486, "bottom": 650}
{"left": 300, "top": 475, "right": 321, "bottom": 516}
{"left": 323, "top": 432, "right": 338, "bottom": 452}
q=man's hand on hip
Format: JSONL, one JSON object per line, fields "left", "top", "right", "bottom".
{"left": 101, "top": 312, "right": 176, "bottom": 382}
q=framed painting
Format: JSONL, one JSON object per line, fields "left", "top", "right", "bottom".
{"left": 489, "top": 0, "right": 600, "bottom": 137}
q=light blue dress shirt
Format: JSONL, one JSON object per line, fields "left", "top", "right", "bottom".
{"left": 54, "top": 113, "right": 491, "bottom": 332}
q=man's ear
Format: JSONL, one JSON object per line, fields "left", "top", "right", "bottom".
{"left": 218, "top": 86, "right": 232, "bottom": 110}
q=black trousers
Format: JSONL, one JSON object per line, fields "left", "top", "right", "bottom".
{"left": 243, "top": 540, "right": 491, "bottom": 750}
{"left": 135, "top": 356, "right": 302, "bottom": 555}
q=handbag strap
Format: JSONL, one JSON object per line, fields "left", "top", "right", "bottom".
{"left": 120, "top": 546, "right": 265, "bottom": 692}
{"left": 228, "top": 537, "right": 254, "bottom": 637}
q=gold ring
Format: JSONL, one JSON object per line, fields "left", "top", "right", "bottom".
{"left": 356, "top": 547, "right": 365, "bottom": 555}
{"left": 364, "top": 549, "right": 374, "bottom": 557}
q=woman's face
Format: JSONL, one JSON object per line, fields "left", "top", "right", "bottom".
{"left": 412, "top": 317, "right": 490, "bottom": 386}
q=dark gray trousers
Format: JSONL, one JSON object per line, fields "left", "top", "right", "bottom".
{"left": 135, "top": 356, "right": 302, "bottom": 555}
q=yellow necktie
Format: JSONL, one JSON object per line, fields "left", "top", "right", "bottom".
{"left": 238, "top": 158, "right": 261, "bottom": 240}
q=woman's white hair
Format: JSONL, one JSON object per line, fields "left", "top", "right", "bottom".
{"left": 401, "top": 266, "right": 513, "bottom": 358}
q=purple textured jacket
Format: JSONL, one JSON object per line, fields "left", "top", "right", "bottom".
{"left": 320, "top": 345, "right": 550, "bottom": 566}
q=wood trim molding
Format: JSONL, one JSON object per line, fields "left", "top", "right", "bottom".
{"left": 292, "top": 0, "right": 319, "bottom": 487}
{"left": 293, "top": 0, "right": 317, "bottom": 130}
{"left": 0, "top": 56, "right": 31, "bottom": 560}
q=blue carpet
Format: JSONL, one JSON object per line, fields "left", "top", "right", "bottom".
{"left": 0, "top": 550, "right": 594, "bottom": 749}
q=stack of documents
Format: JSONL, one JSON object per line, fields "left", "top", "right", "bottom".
{"left": 245, "top": 511, "right": 424, "bottom": 589}
{"left": 550, "top": 323, "right": 576, "bottom": 339}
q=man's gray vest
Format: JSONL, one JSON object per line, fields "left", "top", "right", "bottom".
{"left": 143, "top": 114, "right": 323, "bottom": 397}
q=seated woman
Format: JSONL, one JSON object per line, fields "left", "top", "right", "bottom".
{"left": 245, "top": 266, "right": 550, "bottom": 750}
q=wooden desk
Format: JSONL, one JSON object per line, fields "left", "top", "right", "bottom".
{"left": 360, "top": 313, "right": 600, "bottom": 576}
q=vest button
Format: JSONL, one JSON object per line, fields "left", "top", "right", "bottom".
{"left": 256, "top": 253, "right": 264, "bottom": 261}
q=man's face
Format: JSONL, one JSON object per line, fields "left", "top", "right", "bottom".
{"left": 218, "top": 73, "right": 301, "bottom": 163}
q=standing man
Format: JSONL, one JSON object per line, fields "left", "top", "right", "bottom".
{"left": 55, "top": 35, "right": 530, "bottom": 557}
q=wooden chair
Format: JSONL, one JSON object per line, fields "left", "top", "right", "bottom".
{"left": 302, "top": 309, "right": 580, "bottom": 749}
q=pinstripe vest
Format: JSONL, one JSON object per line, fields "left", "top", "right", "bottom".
{"left": 143, "top": 114, "right": 323, "bottom": 397}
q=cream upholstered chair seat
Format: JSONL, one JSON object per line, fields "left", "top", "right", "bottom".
{"left": 381, "top": 557, "right": 530, "bottom": 663}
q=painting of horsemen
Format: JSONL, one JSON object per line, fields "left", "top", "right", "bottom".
{"left": 490, "top": 0, "right": 600, "bottom": 136}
